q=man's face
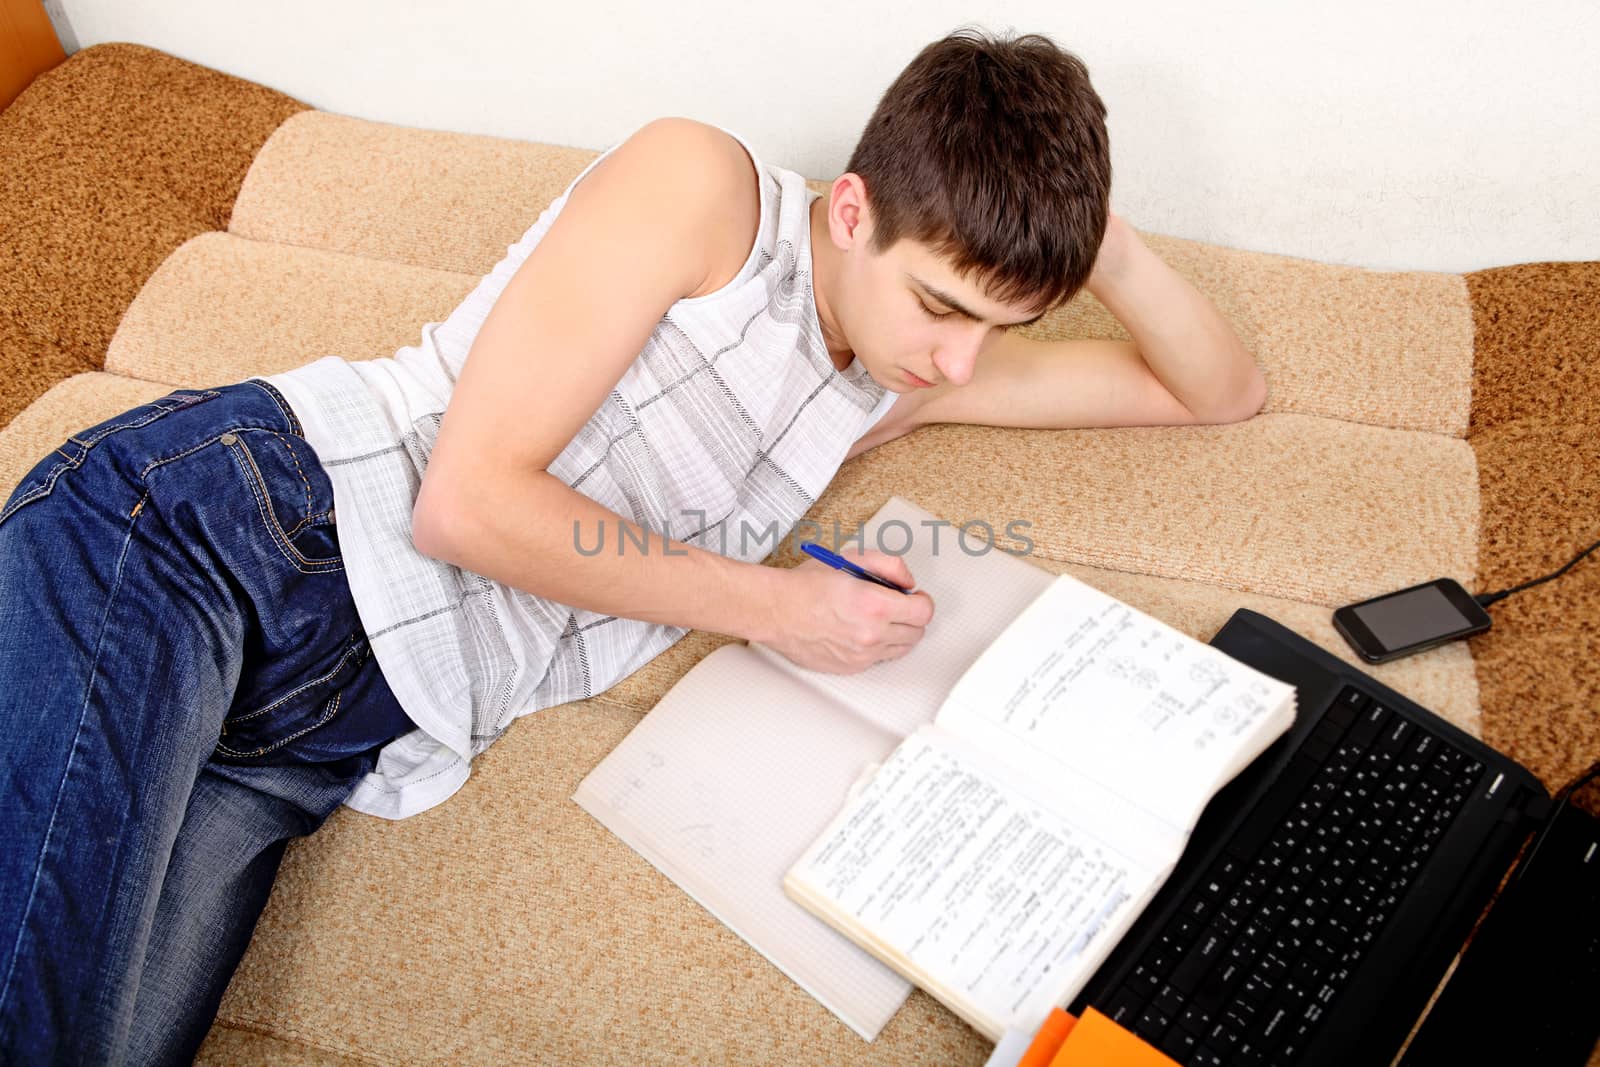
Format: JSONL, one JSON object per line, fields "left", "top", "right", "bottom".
{"left": 819, "top": 184, "right": 1047, "bottom": 394}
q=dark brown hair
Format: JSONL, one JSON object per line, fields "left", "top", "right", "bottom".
{"left": 844, "top": 26, "right": 1112, "bottom": 315}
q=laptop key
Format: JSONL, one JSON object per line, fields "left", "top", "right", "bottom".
{"left": 1221, "top": 998, "right": 1257, "bottom": 1034}
{"left": 1159, "top": 1026, "right": 1200, "bottom": 1061}
{"left": 1206, "top": 853, "right": 1243, "bottom": 887}
{"left": 1225, "top": 936, "right": 1261, "bottom": 973}
{"left": 1233, "top": 1042, "right": 1266, "bottom": 1067}
{"left": 1153, "top": 983, "right": 1184, "bottom": 1020}
{"left": 1236, "top": 973, "right": 1271, "bottom": 1004}
{"left": 1302, "top": 717, "right": 1346, "bottom": 761}
{"left": 1170, "top": 925, "right": 1229, "bottom": 994}
{"left": 1408, "top": 729, "right": 1437, "bottom": 759}
{"left": 1423, "top": 762, "right": 1458, "bottom": 793}
{"left": 1326, "top": 687, "right": 1367, "bottom": 728}
{"left": 1228, "top": 755, "right": 1321, "bottom": 859}
{"left": 1177, "top": 1002, "right": 1212, "bottom": 1035}
{"left": 1348, "top": 702, "right": 1391, "bottom": 747}
{"left": 1292, "top": 954, "right": 1324, "bottom": 986}
{"left": 1205, "top": 1020, "right": 1239, "bottom": 1053}
{"left": 1377, "top": 717, "right": 1414, "bottom": 753}
{"left": 1179, "top": 893, "right": 1215, "bottom": 924}
{"left": 1125, "top": 961, "right": 1158, "bottom": 997}
{"left": 1102, "top": 988, "right": 1145, "bottom": 1027}
{"left": 1146, "top": 946, "right": 1179, "bottom": 980}
{"left": 1257, "top": 1002, "right": 1292, "bottom": 1050}
{"left": 1134, "top": 1005, "right": 1170, "bottom": 1042}
{"left": 1088, "top": 705, "right": 1489, "bottom": 1066}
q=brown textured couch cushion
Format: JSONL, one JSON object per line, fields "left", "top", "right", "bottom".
{"left": 0, "top": 42, "right": 307, "bottom": 429}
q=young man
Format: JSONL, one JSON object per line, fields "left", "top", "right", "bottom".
{"left": 412, "top": 29, "right": 1264, "bottom": 686}
{"left": 0, "top": 27, "right": 1263, "bottom": 1063}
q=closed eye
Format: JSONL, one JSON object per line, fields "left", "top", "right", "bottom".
{"left": 919, "top": 299, "right": 1015, "bottom": 331}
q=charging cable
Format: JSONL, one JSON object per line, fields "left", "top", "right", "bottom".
{"left": 1475, "top": 534, "right": 1600, "bottom": 608}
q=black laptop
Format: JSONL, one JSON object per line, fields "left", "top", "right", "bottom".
{"left": 1067, "top": 608, "right": 1600, "bottom": 1066}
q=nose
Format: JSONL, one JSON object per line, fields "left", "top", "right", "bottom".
{"left": 931, "top": 338, "right": 981, "bottom": 387}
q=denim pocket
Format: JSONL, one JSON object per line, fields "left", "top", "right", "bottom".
{"left": 221, "top": 428, "right": 343, "bottom": 574}
{"left": 215, "top": 630, "right": 370, "bottom": 760}
{"left": 0, "top": 389, "right": 222, "bottom": 531}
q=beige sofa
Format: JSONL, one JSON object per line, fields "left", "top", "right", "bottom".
{"left": 3, "top": 42, "right": 1597, "bottom": 1066}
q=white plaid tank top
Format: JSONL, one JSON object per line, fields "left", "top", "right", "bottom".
{"left": 264, "top": 123, "right": 893, "bottom": 819}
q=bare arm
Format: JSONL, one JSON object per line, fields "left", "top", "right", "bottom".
{"left": 1082, "top": 211, "right": 1266, "bottom": 423}
{"left": 423, "top": 471, "right": 790, "bottom": 642}
{"left": 906, "top": 212, "right": 1267, "bottom": 433}
{"left": 411, "top": 118, "right": 787, "bottom": 644}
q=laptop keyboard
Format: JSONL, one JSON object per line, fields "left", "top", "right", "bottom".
{"left": 1099, "top": 685, "right": 1486, "bottom": 1066}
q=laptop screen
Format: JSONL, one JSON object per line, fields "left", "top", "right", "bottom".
{"left": 1398, "top": 762, "right": 1600, "bottom": 1065}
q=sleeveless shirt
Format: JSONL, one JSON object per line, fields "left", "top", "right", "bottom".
{"left": 263, "top": 123, "right": 895, "bottom": 819}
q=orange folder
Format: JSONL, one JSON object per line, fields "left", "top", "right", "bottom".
{"left": 1017, "top": 1006, "right": 1180, "bottom": 1067}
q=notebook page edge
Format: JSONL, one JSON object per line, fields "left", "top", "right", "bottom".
{"left": 573, "top": 790, "right": 910, "bottom": 1041}
{"left": 571, "top": 637, "right": 913, "bottom": 1038}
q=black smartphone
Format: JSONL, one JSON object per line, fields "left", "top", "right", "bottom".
{"left": 1332, "top": 577, "right": 1493, "bottom": 664}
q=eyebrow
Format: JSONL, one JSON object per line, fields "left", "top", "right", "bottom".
{"left": 907, "top": 272, "right": 1046, "bottom": 328}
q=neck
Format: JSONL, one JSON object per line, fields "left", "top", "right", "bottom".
{"left": 808, "top": 196, "right": 855, "bottom": 372}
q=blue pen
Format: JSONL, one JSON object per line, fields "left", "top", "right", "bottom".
{"left": 799, "top": 541, "right": 912, "bottom": 594}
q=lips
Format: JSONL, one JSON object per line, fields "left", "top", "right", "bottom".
{"left": 904, "top": 370, "right": 936, "bottom": 388}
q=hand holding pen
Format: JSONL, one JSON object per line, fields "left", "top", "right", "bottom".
{"left": 752, "top": 540, "right": 935, "bottom": 675}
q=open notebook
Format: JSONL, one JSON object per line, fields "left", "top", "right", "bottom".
{"left": 781, "top": 559, "right": 1297, "bottom": 1040}
{"left": 572, "top": 495, "right": 1295, "bottom": 1040}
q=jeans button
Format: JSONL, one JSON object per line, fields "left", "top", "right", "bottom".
{"left": 219, "top": 432, "right": 237, "bottom": 446}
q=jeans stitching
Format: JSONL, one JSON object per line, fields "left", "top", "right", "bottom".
{"left": 222, "top": 639, "right": 365, "bottom": 726}
{"left": 228, "top": 434, "right": 342, "bottom": 575}
{"left": 0, "top": 493, "right": 144, "bottom": 1013}
{"left": 0, "top": 393, "right": 222, "bottom": 531}
{"left": 233, "top": 435, "right": 343, "bottom": 573}
{"left": 214, "top": 690, "right": 344, "bottom": 759}
{"left": 74, "top": 391, "right": 222, "bottom": 451}
{"left": 139, "top": 431, "right": 248, "bottom": 479}
{"left": 135, "top": 428, "right": 342, "bottom": 574}
{"left": 245, "top": 378, "right": 303, "bottom": 437}
{"left": 281, "top": 509, "right": 335, "bottom": 541}
{"left": 0, "top": 469, "right": 69, "bottom": 528}
{"left": 274, "top": 431, "right": 315, "bottom": 518}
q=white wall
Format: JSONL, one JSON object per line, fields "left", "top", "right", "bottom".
{"left": 43, "top": 0, "right": 1598, "bottom": 273}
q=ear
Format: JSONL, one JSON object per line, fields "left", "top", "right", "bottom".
{"left": 824, "top": 173, "right": 874, "bottom": 251}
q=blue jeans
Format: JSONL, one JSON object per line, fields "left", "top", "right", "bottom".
{"left": 0, "top": 379, "right": 416, "bottom": 1065}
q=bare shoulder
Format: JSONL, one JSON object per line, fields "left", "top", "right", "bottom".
{"left": 616, "top": 118, "right": 760, "bottom": 300}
